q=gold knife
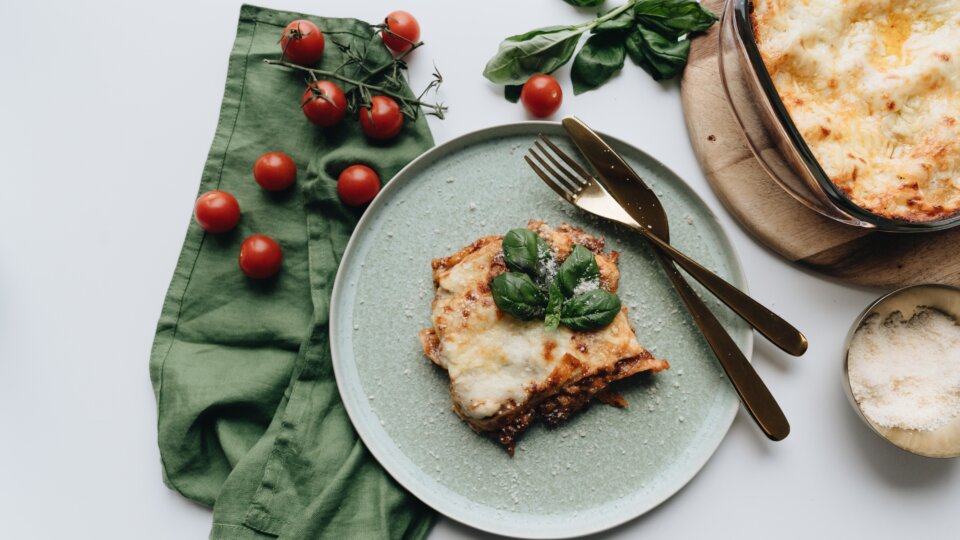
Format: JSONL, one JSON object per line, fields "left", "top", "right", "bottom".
{"left": 561, "top": 116, "right": 790, "bottom": 441}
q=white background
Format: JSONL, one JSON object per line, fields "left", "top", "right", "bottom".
{"left": 1, "top": 0, "right": 955, "bottom": 538}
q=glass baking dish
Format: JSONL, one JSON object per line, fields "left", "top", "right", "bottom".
{"left": 718, "top": 0, "right": 960, "bottom": 232}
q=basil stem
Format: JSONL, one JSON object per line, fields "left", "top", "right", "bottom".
{"left": 544, "top": 282, "right": 564, "bottom": 330}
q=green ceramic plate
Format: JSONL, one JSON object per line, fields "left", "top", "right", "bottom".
{"left": 330, "top": 122, "right": 751, "bottom": 538}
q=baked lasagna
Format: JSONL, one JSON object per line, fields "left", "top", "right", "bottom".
{"left": 752, "top": 0, "right": 960, "bottom": 221}
{"left": 419, "top": 221, "right": 668, "bottom": 454}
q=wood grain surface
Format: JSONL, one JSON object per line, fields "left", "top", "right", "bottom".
{"left": 680, "top": 0, "right": 960, "bottom": 287}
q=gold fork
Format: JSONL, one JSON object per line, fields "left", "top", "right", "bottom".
{"left": 525, "top": 135, "right": 790, "bottom": 441}
{"left": 526, "top": 134, "right": 807, "bottom": 356}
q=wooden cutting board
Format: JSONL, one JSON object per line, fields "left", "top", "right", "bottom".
{"left": 680, "top": 0, "right": 960, "bottom": 288}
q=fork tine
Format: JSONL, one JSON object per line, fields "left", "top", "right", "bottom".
{"left": 539, "top": 134, "right": 593, "bottom": 184}
{"left": 524, "top": 155, "right": 577, "bottom": 204}
{"left": 529, "top": 145, "right": 581, "bottom": 194}
{"left": 534, "top": 140, "right": 587, "bottom": 190}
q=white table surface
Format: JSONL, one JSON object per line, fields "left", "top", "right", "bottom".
{"left": 1, "top": 0, "right": 955, "bottom": 538}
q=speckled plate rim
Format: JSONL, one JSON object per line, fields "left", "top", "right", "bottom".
{"left": 330, "top": 122, "right": 752, "bottom": 538}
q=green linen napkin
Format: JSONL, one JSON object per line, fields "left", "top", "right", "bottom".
{"left": 149, "top": 5, "right": 435, "bottom": 539}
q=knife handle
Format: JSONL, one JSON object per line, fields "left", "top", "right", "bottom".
{"left": 654, "top": 251, "right": 790, "bottom": 441}
{"left": 638, "top": 227, "right": 808, "bottom": 357}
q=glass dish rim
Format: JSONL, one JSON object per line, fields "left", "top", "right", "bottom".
{"left": 731, "top": 0, "right": 960, "bottom": 232}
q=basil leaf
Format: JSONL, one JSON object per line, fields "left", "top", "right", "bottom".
{"left": 491, "top": 272, "right": 548, "bottom": 321}
{"left": 633, "top": 0, "right": 718, "bottom": 41}
{"left": 556, "top": 245, "right": 601, "bottom": 297}
{"left": 571, "top": 32, "right": 627, "bottom": 94}
{"left": 625, "top": 27, "right": 690, "bottom": 80}
{"left": 504, "top": 84, "right": 523, "bottom": 103}
{"left": 544, "top": 281, "right": 564, "bottom": 330}
{"left": 562, "top": 0, "right": 605, "bottom": 6}
{"left": 502, "top": 228, "right": 553, "bottom": 278}
{"left": 560, "top": 289, "right": 622, "bottom": 331}
{"left": 593, "top": 10, "right": 635, "bottom": 33}
{"left": 483, "top": 25, "right": 586, "bottom": 85}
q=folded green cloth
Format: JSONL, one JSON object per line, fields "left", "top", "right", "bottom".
{"left": 149, "top": 5, "right": 435, "bottom": 538}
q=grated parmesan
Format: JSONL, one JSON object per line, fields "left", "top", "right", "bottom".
{"left": 847, "top": 308, "right": 960, "bottom": 431}
{"left": 572, "top": 276, "right": 600, "bottom": 296}
{"left": 537, "top": 243, "right": 559, "bottom": 282}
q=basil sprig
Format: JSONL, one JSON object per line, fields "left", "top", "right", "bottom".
{"left": 544, "top": 282, "right": 564, "bottom": 330}
{"left": 483, "top": 0, "right": 718, "bottom": 94}
{"left": 491, "top": 229, "right": 621, "bottom": 332}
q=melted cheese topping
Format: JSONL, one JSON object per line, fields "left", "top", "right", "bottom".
{"left": 427, "top": 226, "right": 645, "bottom": 420}
{"left": 753, "top": 0, "right": 960, "bottom": 221}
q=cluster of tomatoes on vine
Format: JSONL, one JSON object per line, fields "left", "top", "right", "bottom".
{"left": 286, "top": 12, "right": 421, "bottom": 139}
{"left": 193, "top": 11, "right": 421, "bottom": 280}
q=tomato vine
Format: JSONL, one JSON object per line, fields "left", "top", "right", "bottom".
{"left": 265, "top": 22, "right": 446, "bottom": 121}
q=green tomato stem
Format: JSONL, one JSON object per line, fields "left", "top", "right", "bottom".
{"left": 263, "top": 58, "right": 446, "bottom": 115}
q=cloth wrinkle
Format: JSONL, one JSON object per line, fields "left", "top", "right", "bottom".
{"left": 149, "top": 5, "right": 436, "bottom": 539}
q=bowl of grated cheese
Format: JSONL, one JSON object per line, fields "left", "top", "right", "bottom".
{"left": 843, "top": 284, "right": 960, "bottom": 458}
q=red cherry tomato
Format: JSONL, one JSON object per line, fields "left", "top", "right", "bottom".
{"left": 382, "top": 11, "right": 420, "bottom": 54}
{"left": 280, "top": 19, "right": 325, "bottom": 65}
{"left": 253, "top": 152, "right": 297, "bottom": 191}
{"left": 521, "top": 74, "right": 563, "bottom": 118}
{"left": 302, "top": 80, "right": 346, "bottom": 127}
{"left": 194, "top": 190, "right": 240, "bottom": 233}
{"left": 359, "top": 96, "right": 404, "bottom": 140}
{"left": 239, "top": 235, "right": 283, "bottom": 279}
{"left": 337, "top": 165, "right": 381, "bottom": 206}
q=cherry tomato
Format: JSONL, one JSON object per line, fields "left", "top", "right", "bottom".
{"left": 359, "top": 96, "right": 403, "bottom": 140}
{"left": 280, "top": 20, "right": 325, "bottom": 65}
{"left": 382, "top": 11, "right": 420, "bottom": 54}
{"left": 253, "top": 152, "right": 297, "bottom": 191}
{"left": 302, "top": 80, "right": 346, "bottom": 127}
{"left": 194, "top": 190, "right": 240, "bottom": 233}
{"left": 521, "top": 74, "right": 563, "bottom": 118}
{"left": 337, "top": 165, "right": 381, "bottom": 206}
{"left": 239, "top": 235, "right": 283, "bottom": 279}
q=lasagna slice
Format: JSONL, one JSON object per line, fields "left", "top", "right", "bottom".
{"left": 419, "top": 221, "right": 668, "bottom": 455}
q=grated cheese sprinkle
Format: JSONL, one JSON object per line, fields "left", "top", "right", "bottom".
{"left": 848, "top": 307, "right": 960, "bottom": 431}
{"left": 572, "top": 277, "right": 600, "bottom": 296}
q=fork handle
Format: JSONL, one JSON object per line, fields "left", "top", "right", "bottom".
{"left": 653, "top": 251, "right": 790, "bottom": 441}
{"left": 637, "top": 226, "right": 808, "bottom": 357}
